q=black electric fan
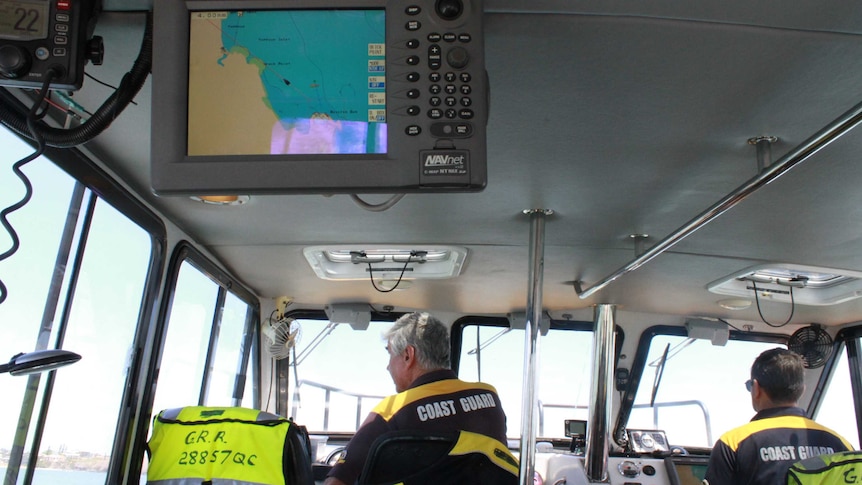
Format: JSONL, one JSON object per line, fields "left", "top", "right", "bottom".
{"left": 787, "top": 324, "right": 833, "bottom": 369}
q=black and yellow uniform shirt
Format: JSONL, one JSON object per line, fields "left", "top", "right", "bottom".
{"left": 704, "top": 406, "right": 853, "bottom": 485}
{"left": 327, "top": 369, "right": 508, "bottom": 484}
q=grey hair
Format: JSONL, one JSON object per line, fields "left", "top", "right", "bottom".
{"left": 384, "top": 312, "right": 450, "bottom": 370}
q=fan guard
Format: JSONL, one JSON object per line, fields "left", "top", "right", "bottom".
{"left": 787, "top": 324, "right": 833, "bottom": 369}
{"left": 264, "top": 317, "right": 301, "bottom": 360}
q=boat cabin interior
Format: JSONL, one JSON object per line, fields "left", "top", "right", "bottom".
{"left": 1, "top": 0, "right": 862, "bottom": 484}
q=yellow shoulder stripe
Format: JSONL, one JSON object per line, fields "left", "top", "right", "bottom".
{"left": 720, "top": 416, "right": 852, "bottom": 451}
{"left": 450, "top": 430, "right": 519, "bottom": 476}
{"left": 372, "top": 380, "right": 498, "bottom": 421}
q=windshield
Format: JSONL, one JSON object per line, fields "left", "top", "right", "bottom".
{"left": 284, "top": 316, "right": 395, "bottom": 432}
{"left": 456, "top": 319, "right": 604, "bottom": 439}
{"left": 628, "top": 332, "right": 780, "bottom": 448}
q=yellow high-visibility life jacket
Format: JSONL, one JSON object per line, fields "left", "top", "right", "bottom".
{"left": 786, "top": 450, "right": 862, "bottom": 485}
{"left": 147, "top": 406, "right": 300, "bottom": 485}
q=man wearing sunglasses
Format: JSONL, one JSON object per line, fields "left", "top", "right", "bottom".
{"left": 704, "top": 348, "right": 853, "bottom": 485}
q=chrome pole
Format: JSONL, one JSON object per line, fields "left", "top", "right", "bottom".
{"left": 586, "top": 304, "right": 616, "bottom": 482}
{"left": 518, "top": 209, "right": 552, "bottom": 484}
{"left": 577, "top": 99, "right": 862, "bottom": 300}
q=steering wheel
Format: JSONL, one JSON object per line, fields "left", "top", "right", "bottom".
{"left": 325, "top": 447, "right": 347, "bottom": 466}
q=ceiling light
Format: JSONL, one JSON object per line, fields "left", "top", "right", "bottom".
{"left": 303, "top": 245, "right": 468, "bottom": 281}
{"left": 190, "top": 195, "right": 250, "bottom": 206}
{"left": 718, "top": 299, "right": 752, "bottom": 310}
{"left": 708, "top": 264, "right": 862, "bottom": 306}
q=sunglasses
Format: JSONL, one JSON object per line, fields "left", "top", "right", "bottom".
{"left": 745, "top": 379, "right": 754, "bottom": 392}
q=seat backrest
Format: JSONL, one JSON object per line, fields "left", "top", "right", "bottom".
{"left": 146, "top": 406, "right": 314, "bottom": 485}
{"left": 358, "top": 430, "right": 519, "bottom": 485}
{"left": 786, "top": 450, "right": 862, "bottom": 485}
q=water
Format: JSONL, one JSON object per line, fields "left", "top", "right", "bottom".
{"left": 0, "top": 467, "right": 109, "bottom": 485}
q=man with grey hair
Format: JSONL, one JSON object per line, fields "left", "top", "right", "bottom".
{"left": 324, "top": 312, "right": 510, "bottom": 485}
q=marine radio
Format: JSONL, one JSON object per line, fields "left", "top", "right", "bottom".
{"left": 0, "top": 0, "right": 102, "bottom": 90}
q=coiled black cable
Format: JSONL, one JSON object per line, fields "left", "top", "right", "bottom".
{"left": 0, "top": 70, "right": 56, "bottom": 304}
{"left": 0, "top": 12, "right": 152, "bottom": 148}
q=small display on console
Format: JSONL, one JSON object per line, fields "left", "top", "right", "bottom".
{"left": 664, "top": 456, "right": 708, "bottom": 485}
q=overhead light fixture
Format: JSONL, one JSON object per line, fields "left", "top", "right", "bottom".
{"left": 303, "top": 245, "right": 468, "bottom": 281}
{"left": 708, "top": 264, "right": 862, "bottom": 306}
{"left": 718, "top": 299, "right": 752, "bottom": 310}
{"left": 190, "top": 195, "right": 250, "bottom": 206}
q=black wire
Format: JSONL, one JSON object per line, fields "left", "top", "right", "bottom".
{"left": 717, "top": 317, "right": 743, "bottom": 332}
{"left": 752, "top": 280, "right": 795, "bottom": 328}
{"left": 0, "top": 71, "right": 56, "bottom": 304}
{"left": 367, "top": 255, "right": 414, "bottom": 293}
{"left": 84, "top": 72, "right": 138, "bottom": 105}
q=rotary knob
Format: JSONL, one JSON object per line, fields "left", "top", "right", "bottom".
{"left": 0, "top": 45, "right": 32, "bottom": 79}
{"left": 435, "top": 0, "right": 463, "bottom": 20}
{"left": 446, "top": 46, "right": 469, "bottom": 69}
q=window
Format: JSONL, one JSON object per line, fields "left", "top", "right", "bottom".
{"left": 284, "top": 316, "right": 397, "bottom": 432}
{"left": 456, "top": 320, "right": 600, "bottom": 439}
{"left": 815, "top": 342, "right": 860, "bottom": 449}
{"left": 150, "top": 253, "right": 259, "bottom": 417}
{"left": 628, "top": 332, "right": 779, "bottom": 448}
{"left": 0, "top": 126, "right": 159, "bottom": 483}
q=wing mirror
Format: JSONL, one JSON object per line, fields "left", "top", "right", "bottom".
{"left": 0, "top": 349, "right": 81, "bottom": 376}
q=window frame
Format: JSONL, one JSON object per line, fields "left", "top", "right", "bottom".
{"left": 0, "top": 92, "right": 168, "bottom": 483}
{"left": 614, "top": 325, "right": 788, "bottom": 446}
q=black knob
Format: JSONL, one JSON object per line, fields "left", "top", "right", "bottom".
{"left": 0, "top": 45, "right": 31, "bottom": 79}
{"left": 446, "top": 46, "right": 469, "bottom": 69}
{"left": 435, "top": 0, "right": 463, "bottom": 20}
{"left": 86, "top": 36, "right": 104, "bottom": 66}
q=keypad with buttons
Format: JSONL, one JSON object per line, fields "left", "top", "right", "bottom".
{"left": 385, "top": 0, "right": 486, "bottom": 189}
{"left": 396, "top": 3, "right": 481, "bottom": 141}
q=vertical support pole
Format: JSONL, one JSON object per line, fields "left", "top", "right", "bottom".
{"left": 586, "top": 304, "right": 616, "bottom": 482}
{"left": 518, "top": 209, "right": 552, "bottom": 484}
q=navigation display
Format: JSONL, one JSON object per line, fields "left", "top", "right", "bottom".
{"left": 187, "top": 9, "right": 386, "bottom": 156}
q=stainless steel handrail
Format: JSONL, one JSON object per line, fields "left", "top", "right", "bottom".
{"left": 577, "top": 100, "right": 862, "bottom": 299}
{"left": 290, "top": 379, "right": 384, "bottom": 431}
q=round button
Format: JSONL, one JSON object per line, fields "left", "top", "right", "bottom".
{"left": 407, "top": 105, "right": 421, "bottom": 115}
{"left": 406, "top": 5, "right": 421, "bottom": 15}
{"left": 407, "top": 89, "right": 421, "bottom": 99}
{"left": 407, "top": 72, "right": 420, "bottom": 82}
{"left": 405, "top": 125, "right": 421, "bottom": 136}
{"left": 406, "top": 56, "right": 420, "bottom": 66}
{"left": 406, "top": 39, "right": 420, "bottom": 49}
{"left": 435, "top": 0, "right": 463, "bottom": 20}
{"left": 429, "top": 72, "right": 441, "bottom": 82}
{"left": 35, "top": 47, "right": 50, "bottom": 61}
